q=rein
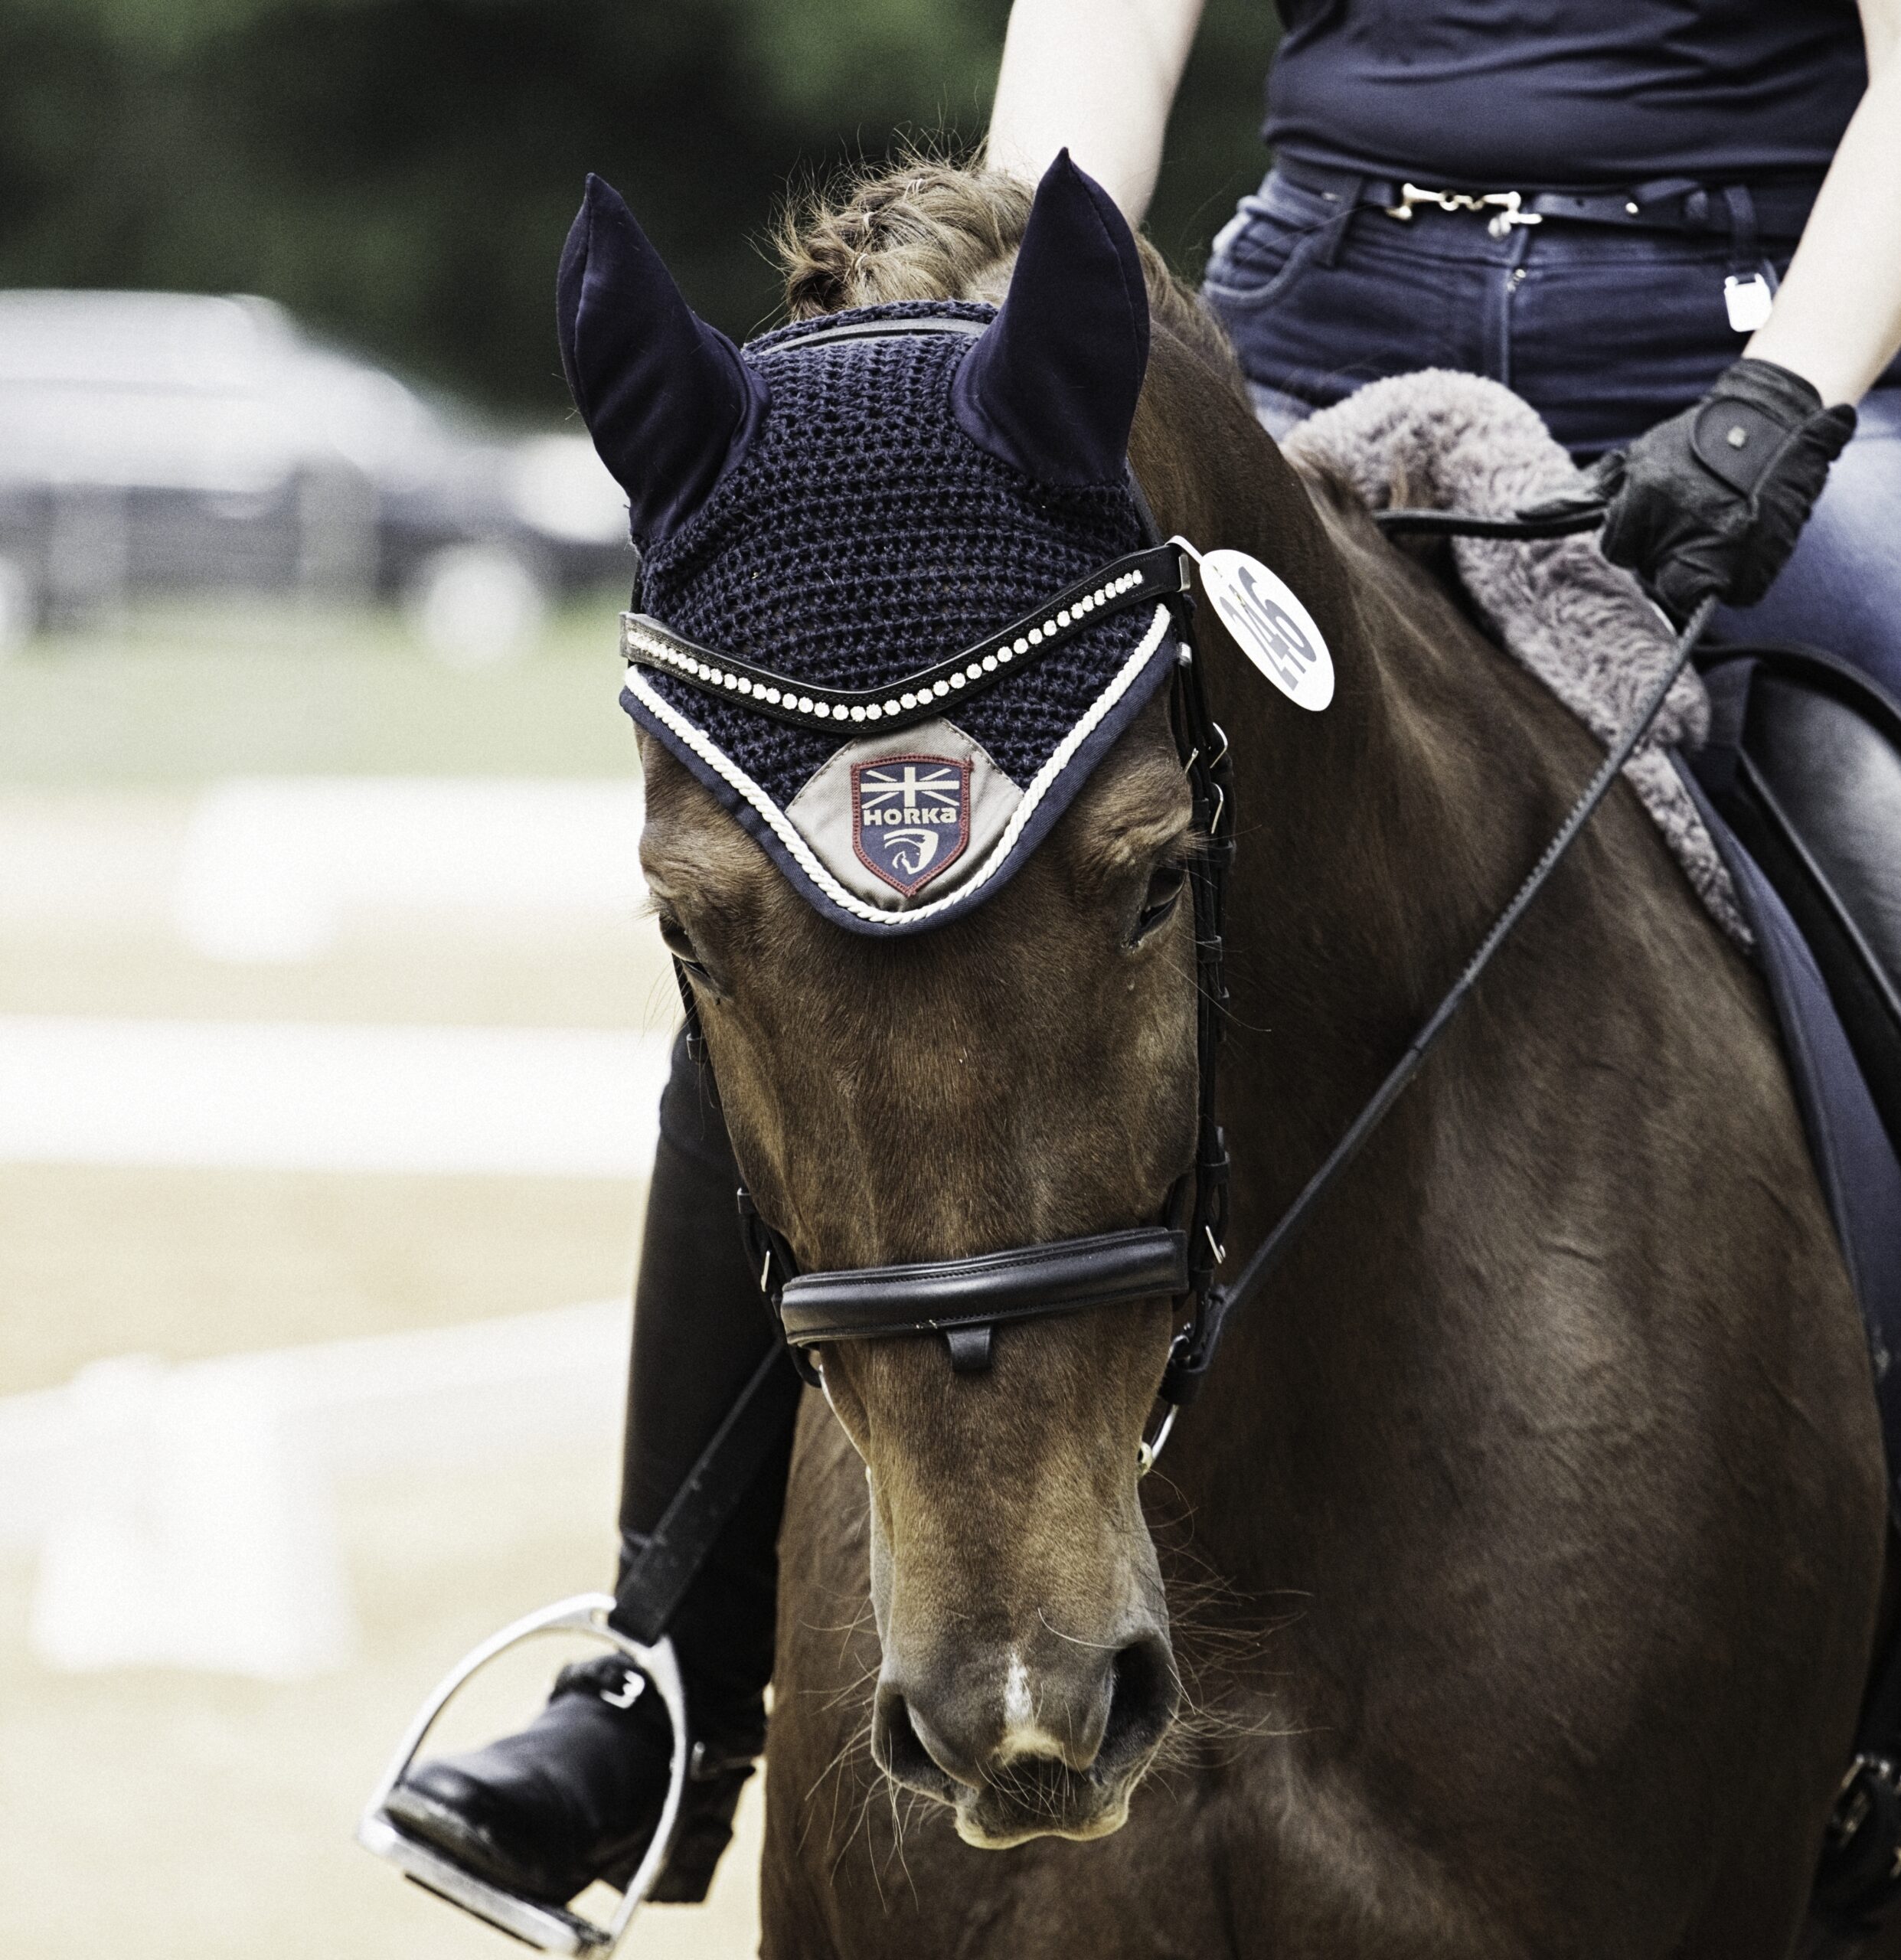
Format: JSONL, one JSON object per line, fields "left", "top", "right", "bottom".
{"left": 1166, "top": 581, "right": 1716, "bottom": 1404}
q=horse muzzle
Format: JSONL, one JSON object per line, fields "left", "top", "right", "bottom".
{"left": 870, "top": 1627, "right": 1180, "bottom": 1847}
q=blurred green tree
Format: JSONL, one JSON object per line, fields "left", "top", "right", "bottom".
{"left": 0, "top": 0, "right": 1276, "bottom": 420}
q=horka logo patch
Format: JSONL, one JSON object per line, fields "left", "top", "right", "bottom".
{"left": 851, "top": 756, "right": 972, "bottom": 896}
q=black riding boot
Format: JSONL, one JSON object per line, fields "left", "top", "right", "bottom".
{"left": 386, "top": 1031, "right": 797, "bottom": 1907}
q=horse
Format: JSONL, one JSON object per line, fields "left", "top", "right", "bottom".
{"left": 617, "top": 160, "right": 1887, "bottom": 1956}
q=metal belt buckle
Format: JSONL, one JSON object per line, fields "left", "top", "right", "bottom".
{"left": 1383, "top": 182, "right": 1543, "bottom": 240}
{"left": 357, "top": 1593, "right": 689, "bottom": 1956}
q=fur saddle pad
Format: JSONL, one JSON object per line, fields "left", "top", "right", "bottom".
{"left": 1282, "top": 371, "right": 1749, "bottom": 946}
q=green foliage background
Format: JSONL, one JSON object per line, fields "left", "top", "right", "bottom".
{"left": 0, "top": 0, "right": 1278, "bottom": 422}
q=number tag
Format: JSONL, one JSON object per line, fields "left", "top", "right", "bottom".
{"left": 1197, "top": 549, "right": 1334, "bottom": 711}
{"left": 1724, "top": 273, "right": 1774, "bottom": 335}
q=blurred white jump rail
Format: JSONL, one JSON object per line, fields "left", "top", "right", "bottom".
{"left": 175, "top": 777, "right": 647, "bottom": 962}
{"left": 0, "top": 1300, "right": 630, "bottom": 1680}
{"left": 0, "top": 1016, "right": 673, "bottom": 1177}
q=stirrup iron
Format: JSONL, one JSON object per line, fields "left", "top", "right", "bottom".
{"left": 355, "top": 1593, "right": 689, "bottom": 1956}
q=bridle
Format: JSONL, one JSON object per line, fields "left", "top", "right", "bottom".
{"left": 651, "top": 313, "right": 1713, "bottom": 1475}
{"left": 713, "top": 520, "right": 1230, "bottom": 1423}
{"left": 639, "top": 315, "right": 1230, "bottom": 1462}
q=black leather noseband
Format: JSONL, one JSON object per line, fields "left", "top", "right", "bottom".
{"left": 777, "top": 1227, "right": 1190, "bottom": 1374}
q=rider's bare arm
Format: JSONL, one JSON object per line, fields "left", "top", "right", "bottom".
{"left": 985, "top": 0, "right": 1204, "bottom": 223}
{"left": 1745, "top": 0, "right": 1901, "bottom": 405}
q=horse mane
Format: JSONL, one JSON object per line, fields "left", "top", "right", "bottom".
{"left": 774, "top": 154, "right": 1247, "bottom": 406}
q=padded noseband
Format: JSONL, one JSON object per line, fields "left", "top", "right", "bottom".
{"left": 777, "top": 1227, "right": 1191, "bottom": 1373}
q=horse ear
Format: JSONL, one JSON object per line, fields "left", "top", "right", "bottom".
{"left": 557, "top": 175, "right": 768, "bottom": 547}
{"left": 950, "top": 151, "right": 1151, "bottom": 486}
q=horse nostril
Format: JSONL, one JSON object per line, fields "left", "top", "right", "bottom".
{"left": 1099, "top": 1632, "right": 1181, "bottom": 1771}
{"left": 872, "top": 1682, "right": 966, "bottom": 1799}
{"left": 875, "top": 1638, "right": 1178, "bottom": 1806}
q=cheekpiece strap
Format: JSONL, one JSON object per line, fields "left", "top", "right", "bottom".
{"left": 621, "top": 541, "right": 1188, "bottom": 739}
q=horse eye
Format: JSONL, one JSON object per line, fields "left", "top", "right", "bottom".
{"left": 1129, "top": 858, "right": 1187, "bottom": 947}
{"left": 655, "top": 907, "right": 710, "bottom": 978}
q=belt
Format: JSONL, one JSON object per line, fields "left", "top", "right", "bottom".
{"left": 1274, "top": 158, "right": 1820, "bottom": 243}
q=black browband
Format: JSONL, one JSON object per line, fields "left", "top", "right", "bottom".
{"left": 664, "top": 311, "right": 1712, "bottom": 1460}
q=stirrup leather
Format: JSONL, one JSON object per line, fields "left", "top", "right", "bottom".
{"left": 356, "top": 1594, "right": 689, "bottom": 1956}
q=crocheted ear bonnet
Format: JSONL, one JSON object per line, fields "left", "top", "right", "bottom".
{"left": 559, "top": 155, "right": 1181, "bottom": 934}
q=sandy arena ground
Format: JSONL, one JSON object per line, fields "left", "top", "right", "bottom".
{"left": 0, "top": 609, "right": 767, "bottom": 1958}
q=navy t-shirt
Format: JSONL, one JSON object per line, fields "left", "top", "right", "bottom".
{"left": 1265, "top": 2, "right": 1867, "bottom": 190}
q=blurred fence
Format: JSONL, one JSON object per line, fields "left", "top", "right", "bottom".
{"left": 175, "top": 777, "right": 647, "bottom": 962}
{"left": 0, "top": 768, "right": 665, "bottom": 1678}
{"left": 0, "top": 1018, "right": 671, "bottom": 1175}
{"left": 0, "top": 1299, "right": 630, "bottom": 1679}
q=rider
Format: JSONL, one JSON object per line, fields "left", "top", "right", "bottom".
{"left": 385, "top": 0, "right": 1901, "bottom": 1913}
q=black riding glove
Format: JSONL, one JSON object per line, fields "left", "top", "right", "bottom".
{"left": 1577, "top": 358, "right": 1857, "bottom": 623}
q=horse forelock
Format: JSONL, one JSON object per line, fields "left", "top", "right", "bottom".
{"left": 775, "top": 152, "right": 1244, "bottom": 396}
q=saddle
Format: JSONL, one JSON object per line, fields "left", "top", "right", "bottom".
{"left": 1692, "top": 645, "right": 1901, "bottom": 1157}
{"left": 1683, "top": 643, "right": 1901, "bottom": 1945}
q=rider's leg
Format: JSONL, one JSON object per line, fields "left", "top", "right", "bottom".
{"left": 385, "top": 1029, "right": 794, "bottom": 1907}
{"left": 1713, "top": 386, "right": 1901, "bottom": 697}
{"left": 609, "top": 1036, "right": 794, "bottom": 1897}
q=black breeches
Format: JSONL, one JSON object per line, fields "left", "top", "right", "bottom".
{"left": 614, "top": 1028, "right": 795, "bottom": 1733}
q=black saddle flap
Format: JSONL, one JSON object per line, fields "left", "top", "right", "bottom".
{"left": 1697, "top": 642, "right": 1901, "bottom": 1154}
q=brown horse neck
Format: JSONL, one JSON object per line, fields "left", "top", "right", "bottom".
{"left": 1136, "top": 335, "right": 1592, "bottom": 1193}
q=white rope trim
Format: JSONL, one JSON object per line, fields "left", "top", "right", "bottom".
{"left": 622, "top": 601, "right": 1175, "bottom": 929}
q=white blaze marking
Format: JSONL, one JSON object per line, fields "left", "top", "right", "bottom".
{"left": 997, "top": 1650, "right": 1067, "bottom": 1762}
{"left": 1004, "top": 1651, "right": 1033, "bottom": 1726}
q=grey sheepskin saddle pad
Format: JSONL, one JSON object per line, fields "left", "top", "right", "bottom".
{"left": 1282, "top": 368, "right": 1751, "bottom": 944}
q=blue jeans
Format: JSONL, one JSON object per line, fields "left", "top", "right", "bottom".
{"left": 1203, "top": 168, "right": 1901, "bottom": 697}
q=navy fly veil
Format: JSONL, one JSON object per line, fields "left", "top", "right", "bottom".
{"left": 558, "top": 157, "right": 1184, "bottom": 933}
{"left": 560, "top": 153, "right": 1233, "bottom": 1429}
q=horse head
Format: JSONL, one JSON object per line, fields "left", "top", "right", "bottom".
{"left": 640, "top": 720, "right": 1193, "bottom": 1845}
{"left": 562, "top": 154, "right": 1286, "bottom": 1847}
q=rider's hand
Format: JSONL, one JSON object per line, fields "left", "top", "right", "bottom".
{"left": 1583, "top": 358, "right": 1857, "bottom": 623}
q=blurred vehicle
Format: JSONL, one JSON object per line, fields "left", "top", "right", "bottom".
{"left": 0, "top": 289, "right": 633, "bottom": 660}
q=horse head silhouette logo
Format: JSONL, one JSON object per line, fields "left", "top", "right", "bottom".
{"left": 851, "top": 756, "right": 972, "bottom": 897}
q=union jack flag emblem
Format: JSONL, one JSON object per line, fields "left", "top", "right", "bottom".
{"left": 851, "top": 755, "right": 972, "bottom": 896}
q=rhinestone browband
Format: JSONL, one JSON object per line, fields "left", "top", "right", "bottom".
{"left": 621, "top": 541, "right": 1187, "bottom": 737}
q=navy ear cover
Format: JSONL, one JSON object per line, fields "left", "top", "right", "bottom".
{"left": 950, "top": 151, "right": 1151, "bottom": 487}
{"left": 557, "top": 175, "right": 769, "bottom": 547}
